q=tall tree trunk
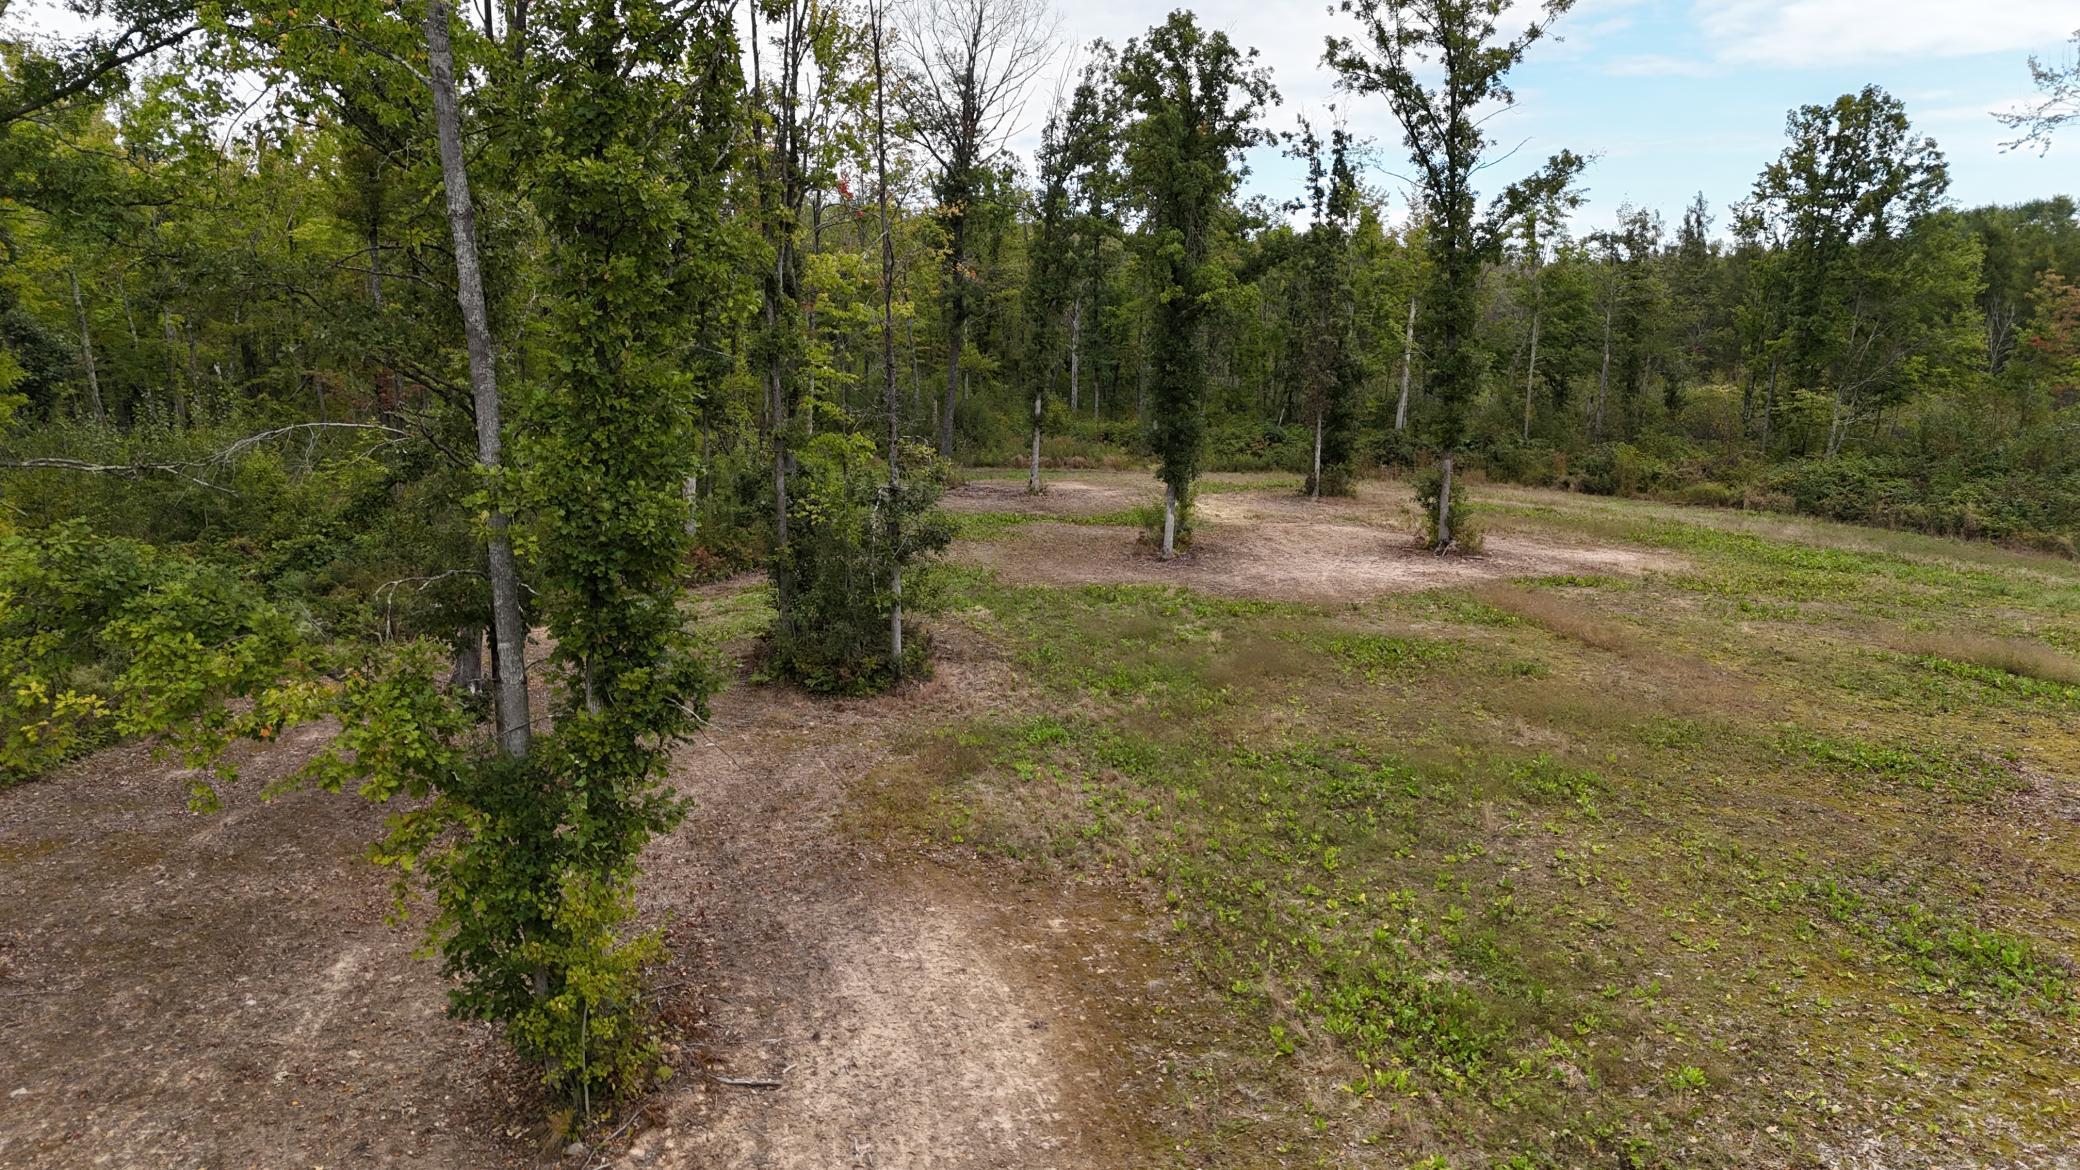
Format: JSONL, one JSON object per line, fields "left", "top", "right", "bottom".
{"left": 1594, "top": 295, "right": 1614, "bottom": 437}
{"left": 1395, "top": 295, "right": 1416, "bottom": 431}
{"left": 1760, "top": 357, "right": 1779, "bottom": 453}
{"left": 67, "top": 270, "right": 105, "bottom": 423}
{"left": 1067, "top": 296, "right": 1082, "bottom": 413}
{"left": 874, "top": 6, "right": 903, "bottom": 677}
{"left": 1310, "top": 410, "right": 1323, "bottom": 501}
{"left": 1522, "top": 305, "right": 1540, "bottom": 440}
{"left": 427, "top": 0, "right": 530, "bottom": 759}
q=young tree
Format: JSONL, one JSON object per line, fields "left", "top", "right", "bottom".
{"left": 1118, "top": 10, "right": 1275, "bottom": 559}
{"left": 425, "top": 0, "right": 530, "bottom": 758}
{"left": 1327, "top": 0, "right": 1581, "bottom": 550}
{"left": 1287, "top": 116, "right": 1362, "bottom": 497}
{"left": 900, "top": 0, "right": 1056, "bottom": 458}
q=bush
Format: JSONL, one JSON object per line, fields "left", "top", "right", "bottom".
{"left": 770, "top": 434, "right": 953, "bottom": 694}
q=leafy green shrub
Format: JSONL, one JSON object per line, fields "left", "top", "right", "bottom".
{"left": 1412, "top": 465, "right": 1482, "bottom": 552}
{"left": 771, "top": 434, "right": 953, "bottom": 694}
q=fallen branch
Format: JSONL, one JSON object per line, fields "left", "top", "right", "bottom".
{"left": 706, "top": 1071, "right": 783, "bottom": 1090}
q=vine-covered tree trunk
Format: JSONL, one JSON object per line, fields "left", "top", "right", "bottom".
{"left": 1435, "top": 452, "right": 1455, "bottom": 549}
{"left": 426, "top": 0, "right": 530, "bottom": 759}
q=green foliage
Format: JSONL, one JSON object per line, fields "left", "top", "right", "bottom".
{"left": 1412, "top": 464, "right": 1481, "bottom": 551}
{"left": 772, "top": 435, "right": 952, "bottom": 694}
{"left": 1119, "top": 11, "right": 1275, "bottom": 523}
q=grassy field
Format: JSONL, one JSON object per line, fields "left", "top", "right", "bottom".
{"left": 868, "top": 475, "right": 2080, "bottom": 1167}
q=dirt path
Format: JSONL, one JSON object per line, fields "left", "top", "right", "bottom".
{"left": 949, "top": 474, "right": 1673, "bottom": 602}
{"left": 612, "top": 627, "right": 1163, "bottom": 1169}
{"left": 0, "top": 727, "right": 531, "bottom": 1169}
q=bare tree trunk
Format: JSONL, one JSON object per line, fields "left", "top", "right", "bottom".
{"left": 1310, "top": 411, "right": 1323, "bottom": 501}
{"left": 451, "top": 627, "right": 485, "bottom": 693}
{"left": 1395, "top": 295, "right": 1416, "bottom": 431}
{"left": 1522, "top": 305, "right": 1540, "bottom": 441}
{"left": 1760, "top": 357, "right": 1779, "bottom": 453}
{"left": 683, "top": 473, "right": 699, "bottom": 536}
{"left": 1594, "top": 296, "right": 1613, "bottom": 436}
{"left": 940, "top": 300, "right": 963, "bottom": 457}
{"left": 67, "top": 270, "right": 105, "bottom": 423}
{"left": 1028, "top": 386, "right": 1043, "bottom": 494}
{"left": 874, "top": 5, "right": 903, "bottom": 677}
{"left": 1067, "top": 296, "right": 1082, "bottom": 413}
{"left": 1160, "top": 482, "right": 1177, "bottom": 560}
{"left": 1434, "top": 452, "right": 1455, "bottom": 551}
{"left": 161, "top": 314, "right": 189, "bottom": 426}
{"left": 427, "top": 0, "right": 530, "bottom": 758}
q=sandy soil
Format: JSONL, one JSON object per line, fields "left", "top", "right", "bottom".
{"left": 950, "top": 474, "right": 1673, "bottom": 603}
{"left": 611, "top": 626, "right": 1167, "bottom": 1169}
{"left": 0, "top": 727, "right": 531, "bottom": 1170}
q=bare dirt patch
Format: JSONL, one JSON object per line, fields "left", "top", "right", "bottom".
{"left": 612, "top": 625, "right": 1172, "bottom": 1169}
{"left": 945, "top": 474, "right": 1151, "bottom": 518}
{"left": 0, "top": 727, "right": 533, "bottom": 1170}
{"left": 947, "top": 475, "right": 1672, "bottom": 603}
{"left": 1, "top": 621, "right": 1172, "bottom": 1169}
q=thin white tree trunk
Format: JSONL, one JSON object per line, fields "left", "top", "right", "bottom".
{"left": 68, "top": 270, "right": 105, "bottom": 423}
{"left": 1594, "top": 296, "right": 1614, "bottom": 436}
{"left": 1523, "top": 305, "right": 1541, "bottom": 441}
{"left": 683, "top": 474, "right": 699, "bottom": 537}
{"left": 1068, "top": 297, "right": 1082, "bottom": 413}
{"left": 427, "top": 0, "right": 530, "bottom": 758}
{"left": 1395, "top": 296, "right": 1416, "bottom": 432}
{"left": 1311, "top": 411, "right": 1323, "bottom": 501}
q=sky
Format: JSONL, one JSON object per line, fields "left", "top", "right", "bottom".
{"left": 1015, "top": 0, "right": 2080, "bottom": 236}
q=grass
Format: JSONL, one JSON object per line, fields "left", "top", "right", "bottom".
{"left": 836, "top": 476, "right": 2080, "bottom": 1167}
{"left": 1898, "top": 630, "right": 2080, "bottom": 688}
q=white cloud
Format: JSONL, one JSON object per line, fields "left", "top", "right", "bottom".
{"left": 1702, "top": 0, "right": 2078, "bottom": 69}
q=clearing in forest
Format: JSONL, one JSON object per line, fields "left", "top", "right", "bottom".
{"left": 3, "top": 475, "right": 2078, "bottom": 1169}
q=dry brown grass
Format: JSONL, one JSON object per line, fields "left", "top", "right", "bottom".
{"left": 1472, "top": 583, "right": 1643, "bottom": 655}
{"left": 1899, "top": 631, "right": 2080, "bottom": 687}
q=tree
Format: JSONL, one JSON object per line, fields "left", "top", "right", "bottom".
{"left": 900, "top": 0, "right": 1055, "bottom": 458}
{"left": 1327, "top": 0, "right": 1581, "bottom": 550}
{"left": 1286, "top": 116, "right": 1362, "bottom": 497}
{"left": 1738, "top": 87, "right": 1962, "bottom": 456}
{"left": 1118, "top": 10, "right": 1275, "bottom": 559}
{"left": 1998, "top": 30, "right": 2080, "bottom": 154}
{"left": 425, "top": 0, "right": 530, "bottom": 758}
{"left": 1510, "top": 168, "right": 1585, "bottom": 439}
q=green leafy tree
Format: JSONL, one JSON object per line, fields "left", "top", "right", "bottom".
{"left": 1327, "top": 0, "right": 1581, "bottom": 549}
{"left": 1118, "top": 10, "right": 1276, "bottom": 559}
